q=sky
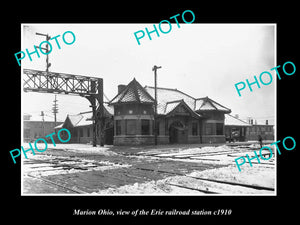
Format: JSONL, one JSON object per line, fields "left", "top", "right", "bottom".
{"left": 21, "top": 23, "right": 275, "bottom": 125}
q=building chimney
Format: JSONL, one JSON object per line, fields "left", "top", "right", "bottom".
{"left": 266, "top": 120, "right": 268, "bottom": 125}
{"left": 118, "top": 84, "right": 126, "bottom": 94}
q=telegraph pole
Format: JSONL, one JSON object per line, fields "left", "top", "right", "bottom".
{"left": 152, "top": 65, "right": 162, "bottom": 145}
{"left": 88, "top": 79, "right": 104, "bottom": 147}
{"left": 40, "top": 111, "right": 45, "bottom": 137}
{"left": 52, "top": 94, "right": 58, "bottom": 127}
{"left": 35, "top": 32, "right": 51, "bottom": 72}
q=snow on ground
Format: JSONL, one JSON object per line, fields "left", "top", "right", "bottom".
{"left": 24, "top": 143, "right": 276, "bottom": 195}
{"left": 189, "top": 164, "right": 275, "bottom": 188}
{"left": 94, "top": 178, "right": 200, "bottom": 195}
{"left": 94, "top": 144, "right": 275, "bottom": 195}
{"left": 95, "top": 164, "right": 275, "bottom": 195}
{"left": 23, "top": 154, "right": 130, "bottom": 177}
{"left": 135, "top": 144, "right": 277, "bottom": 166}
{"left": 33, "top": 143, "right": 118, "bottom": 156}
{"left": 155, "top": 145, "right": 233, "bottom": 157}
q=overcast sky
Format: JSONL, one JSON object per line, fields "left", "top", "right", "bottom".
{"left": 22, "top": 23, "right": 275, "bottom": 125}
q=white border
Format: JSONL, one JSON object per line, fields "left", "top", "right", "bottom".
{"left": 20, "top": 23, "right": 277, "bottom": 197}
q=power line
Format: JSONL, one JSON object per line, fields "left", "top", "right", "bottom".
{"left": 52, "top": 94, "right": 58, "bottom": 126}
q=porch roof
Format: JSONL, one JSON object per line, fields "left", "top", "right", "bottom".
{"left": 225, "top": 114, "right": 251, "bottom": 127}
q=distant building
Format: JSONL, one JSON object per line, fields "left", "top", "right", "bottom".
{"left": 224, "top": 114, "right": 251, "bottom": 142}
{"left": 23, "top": 113, "right": 63, "bottom": 142}
{"left": 246, "top": 122, "right": 274, "bottom": 141}
{"left": 55, "top": 106, "right": 114, "bottom": 145}
{"left": 224, "top": 115, "right": 274, "bottom": 142}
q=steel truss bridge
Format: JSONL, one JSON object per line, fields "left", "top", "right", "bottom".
{"left": 23, "top": 69, "right": 105, "bottom": 146}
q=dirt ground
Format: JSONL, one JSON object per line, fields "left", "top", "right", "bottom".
{"left": 22, "top": 142, "right": 276, "bottom": 195}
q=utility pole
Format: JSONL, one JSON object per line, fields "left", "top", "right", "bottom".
{"left": 52, "top": 94, "right": 58, "bottom": 127}
{"left": 98, "top": 78, "right": 105, "bottom": 147}
{"left": 152, "top": 65, "right": 162, "bottom": 146}
{"left": 40, "top": 111, "right": 45, "bottom": 137}
{"left": 35, "top": 32, "right": 51, "bottom": 72}
{"left": 88, "top": 79, "right": 104, "bottom": 147}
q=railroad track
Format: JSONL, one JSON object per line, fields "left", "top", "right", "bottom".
{"left": 135, "top": 167, "right": 275, "bottom": 194}
{"left": 23, "top": 144, "right": 275, "bottom": 194}
{"left": 133, "top": 147, "right": 276, "bottom": 168}
{"left": 26, "top": 174, "right": 87, "bottom": 194}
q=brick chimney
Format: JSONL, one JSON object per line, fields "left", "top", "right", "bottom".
{"left": 118, "top": 84, "right": 126, "bottom": 94}
{"left": 266, "top": 120, "right": 268, "bottom": 125}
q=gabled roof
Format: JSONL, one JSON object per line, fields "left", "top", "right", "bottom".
{"left": 96, "top": 103, "right": 114, "bottom": 118}
{"left": 64, "top": 113, "right": 93, "bottom": 128}
{"left": 109, "top": 78, "right": 155, "bottom": 105}
{"left": 164, "top": 100, "right": 201, "bottom": 118}
{"left": 55, "top": 103, "right": 113, "bottom": 130}
{"left": 145, "top": 86, "right": 195, "bottom": 114}
{"left": 195, "top": 97, "right": 231, "bottom": 113}
{"left": 144, "top": 86, "right": 231, "bottom": 115}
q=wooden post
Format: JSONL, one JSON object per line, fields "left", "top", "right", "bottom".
{"left": 97, "top": 78, "right": 105, "bottom": 147}
{"left": 90, "top": 81, "right": 97, "bottom": 147}
{"left": 152, "top": 65, "right": 161, "bottom": 145}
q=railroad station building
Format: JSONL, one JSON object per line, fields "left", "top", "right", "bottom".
{"left": 108, "top": 78, "right": 232, "bottom": 145}
{"left": 54, "top": 78, "right": 274, "bottom": 146}
{"left": 55, "top": 79, "right": 274, "bottom": 145}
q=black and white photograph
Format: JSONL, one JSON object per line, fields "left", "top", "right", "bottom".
{"left": 4, "top": 5, "right": 298, "bottom": 223}
{"left": 20, "top": 23, "right": 276, "bottom": 195}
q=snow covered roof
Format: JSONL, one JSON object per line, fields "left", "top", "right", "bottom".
{"left": 194, "top": 97, "right": 231, "bottom": 112}
{"left": 165, "top": 101, "right": 182, "bottom": 114}
{"left": 95, "top": 102, "right": 114, "bottom": 117}
{"left": 145, "top": 86, "right": 195, "bottom": 114}
{"left": 108, "top": 78, "right": 231, "bottom": 115}
{"left": 225, "top": 114, "right": 251, "bottom": 127}
{"left": 104, "top": 104, "right": 114, "bottom": 115}
{"left": 144, "top": 86, "right": 231, "bottom": 115}
{"left": 57, "top": 102, "right": 113, "bottom": 129}
{"left": 109, "top": 78, "right": 155, "bottom": 105}
{"left": 164, "top": 100, "right": 201, "bottom": 118}
{"left": 66, "top": 113, "right": 93, "bottom": 127}
{"left": 54, "top": 123, "right": 64, "bottom": 129}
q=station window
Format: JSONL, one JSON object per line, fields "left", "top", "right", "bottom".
{"left": 126, "top": 119, "right": 136, "bottom": 135}
{"left": 216, "top": 123, "right": 224, "bottom": 135}
{"left": 156, "top": 121, "right": 160, "bottom": 136}
{"left": 205, "top": 123, "right": 214, "bottom": 135}
{"left": 141, "top": 119, "right": 150, "bottom": 135}
{"left": 192, "top": 122, "right": 198, "bottom": 136}
{"left": 116, "top": 120, "right": 121, "bottom": 135}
